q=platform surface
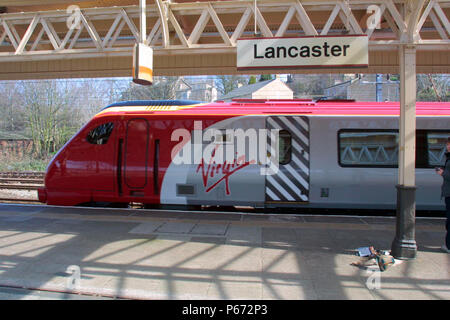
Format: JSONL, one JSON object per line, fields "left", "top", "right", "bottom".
{"left": 0, "top": 204, "right": 448, "bottom": 300}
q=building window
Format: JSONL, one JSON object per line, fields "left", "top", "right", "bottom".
{"left": 86, "top": 122, "right": 114, "bottom": 145}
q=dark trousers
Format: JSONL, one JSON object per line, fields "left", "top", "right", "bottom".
{"left": 445, "top": 197, "right": 450, "bottom": 248}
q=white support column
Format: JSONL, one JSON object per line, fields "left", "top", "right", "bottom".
{"left": 391, "top": 0, "right": 427, "bottom": 260}
{"left": 398, "top": 45, "right": 417, "bottom": 188}
{"left": 391, "top": 44, "right": 418, "bottom": 259}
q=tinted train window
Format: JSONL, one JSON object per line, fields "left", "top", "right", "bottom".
{"left": 339, "top": 131, "right": 398, "bottom": 167}
{"left": 87, "top": 122, "right": 114, "bottom": 145}
{"left": 279, "top": 130, "right": 292, "bottom": 165}
{"left": 427, "top": 132, "right": 450, "bottom": 166}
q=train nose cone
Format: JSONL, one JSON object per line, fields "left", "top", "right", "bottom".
{"left": 38, "top": 187, "right": 47, "bottom": 203}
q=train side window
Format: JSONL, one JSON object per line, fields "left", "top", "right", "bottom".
{"left": 86, "top": 122, "right": 114, "bottom": 145}
{"left": 338, "top": 130, "right": 398, "bottom": 167}
{"left": 279, "top": 130, "right": 292, "bottom": 165}
{"left": 427, "top": 132, "right": 450, "bottom": 166}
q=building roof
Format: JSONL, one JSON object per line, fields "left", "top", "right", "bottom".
{"left": 218, "top": 79, "right": 276, "bottom": 101}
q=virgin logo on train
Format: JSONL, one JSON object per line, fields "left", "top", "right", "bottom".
{"left": 196, "top": 145, "right": 255, "bottom": 195}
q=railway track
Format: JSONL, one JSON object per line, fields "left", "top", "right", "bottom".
{"left": 0, "top": 171, "right": 444, "bottom": 217}
{"left": 0, "top": 171, "right": 44, "bottom": 179}
{"left": 0, "top": 171, "right": 44, "bottom": 203}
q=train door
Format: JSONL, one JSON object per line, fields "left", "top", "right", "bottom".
{"left": 265, "top": 116, "right": 310, "bottom": 203}
{"left": 121, "top": 118, "right": 150, "bottom": 197}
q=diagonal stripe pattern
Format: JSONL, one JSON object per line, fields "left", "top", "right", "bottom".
{"left": 265, "top": 116, "right": 310, "bottom": 202}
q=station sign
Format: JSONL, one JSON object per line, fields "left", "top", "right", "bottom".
{"left": 132, "top": 43, "right": 153, "bottom": 85}
{"left": 236, "top": 35, "right": 368, "bottom": 70}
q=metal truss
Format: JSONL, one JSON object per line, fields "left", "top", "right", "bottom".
{"left": 0, "top": 0, "right": 449, "bottom": 62}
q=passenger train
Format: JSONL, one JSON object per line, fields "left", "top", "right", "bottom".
{"left": 38, "top": 99, "right": 450, "bottom": 211}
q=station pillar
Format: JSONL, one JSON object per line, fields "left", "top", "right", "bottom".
{"left": 391, "top": 44, "right": 418, "bottom": 260}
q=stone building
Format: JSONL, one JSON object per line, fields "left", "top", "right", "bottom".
{"left": 287, "top": 74, "right": 347, "bottom": 99}
{"left": 324, "top": 74, "right": 400, "bottom": 101}
{"left": 218, "top": 78, "right": 293, "bottom": 101}
{"left": 176, "top": 77, "right": 218, "bottom": 102}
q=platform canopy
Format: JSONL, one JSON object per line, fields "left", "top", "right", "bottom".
{"left": 0, "top": 0, "right": 448, "bottom": 79}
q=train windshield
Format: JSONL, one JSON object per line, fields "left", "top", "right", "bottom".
{"left": 86, "top": 122, "right": 114, "bottom": 145}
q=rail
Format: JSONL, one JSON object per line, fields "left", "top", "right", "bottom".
{"left": 0, "top": 172, "right": 45, "bottom": 179}
{"left": 0, "top": 171, "right": 44, "bottom": 204}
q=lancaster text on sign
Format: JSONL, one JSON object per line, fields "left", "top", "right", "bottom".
{"left": 237, "top": 35, "right": 369, "bottom": 70}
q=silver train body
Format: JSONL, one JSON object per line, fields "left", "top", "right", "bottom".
{"left": 161, "top": 114, "right": 449, "bottom": 211}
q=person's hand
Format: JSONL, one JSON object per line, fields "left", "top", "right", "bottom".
{"left": 437, "top": 168, "right": 444, "bottom": 176}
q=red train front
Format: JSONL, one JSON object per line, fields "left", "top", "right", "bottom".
{"left": 38, "top": 100, "right": 231, "bottom": 206}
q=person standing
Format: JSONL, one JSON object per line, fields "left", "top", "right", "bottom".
{"left": 436, "top": 137, "right": 450, "bottom": 253}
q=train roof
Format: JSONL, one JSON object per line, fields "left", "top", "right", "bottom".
{"left": 96, "top": 99, "right": 450, "bottom": 118}
{"left": 103, "top": 100, "right": 203, "bottom": 109}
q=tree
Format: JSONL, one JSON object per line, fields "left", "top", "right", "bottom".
{"left": 417, "top": 74, "right": 449, "bottom": 102}
{"left": 215, "top": 75, "right": 248, "bottom": 96}
{"left": 259, "top": 74, "right": 273, "bottom": 82}
{"left": 0, "top": 82, "right": 26, "bottom": 133}
{"left": 20, "top": 80, "right": 85, "bottom": 159}
{"left": 120, "top": 76, "right": 180, "bottom": 101}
